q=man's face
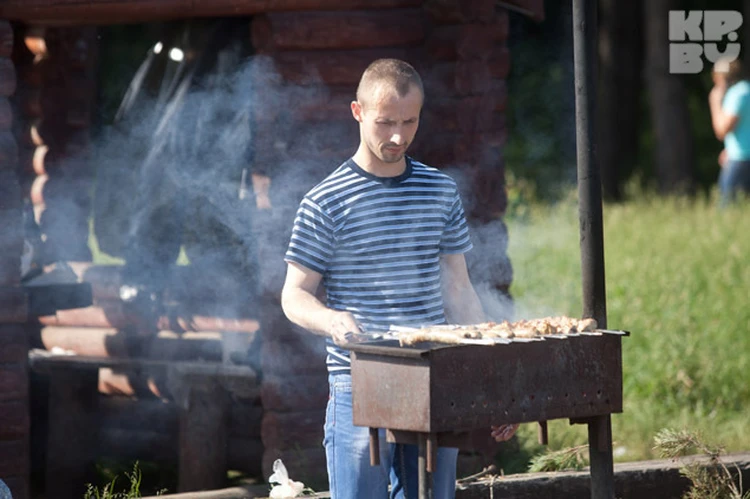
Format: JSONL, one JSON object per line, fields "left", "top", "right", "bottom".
{"left": 352, "top": 85, "right": 423, "bottom": 165}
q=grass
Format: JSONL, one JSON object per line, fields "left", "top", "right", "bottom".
{"left": 504, "top": 189, "right": 750, "bottom": 464}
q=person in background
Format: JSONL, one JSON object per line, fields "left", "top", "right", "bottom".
{"left": 280, "top": 58, "right": 518, "bottom": 499}
{"left": 709, "top": 57, "right": 750, "bottom": 205}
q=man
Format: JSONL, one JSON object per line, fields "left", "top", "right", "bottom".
{"left": 281, "top": 59, "right": 517, "bottom": 499}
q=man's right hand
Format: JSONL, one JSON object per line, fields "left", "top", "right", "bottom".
{"left": 328, "top": 310, "right": 362, "bottom": 345}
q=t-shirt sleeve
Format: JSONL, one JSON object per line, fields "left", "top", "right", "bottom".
{"left": 284, "top": 197, "right": 335, "bottom": 275}
{"left": 723, "top": 85, "right": 748, "bottom": 116}
{"left": 440, "top": 191, "right": 473, "bottom": 254}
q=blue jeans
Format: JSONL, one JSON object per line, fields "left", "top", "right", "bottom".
{"left": 324, "top": 374, "right": 458, "bottom": 499}
{"left": 719, "top": 159, "right": 750, "bottom": 206}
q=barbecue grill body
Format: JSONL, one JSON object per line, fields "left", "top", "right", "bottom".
{"left": 349, "top": 335, "right": 623, "bottom": 434}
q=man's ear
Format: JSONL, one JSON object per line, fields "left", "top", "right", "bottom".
{"left": 351, "top": 100, "right": 364, "bottom": 123}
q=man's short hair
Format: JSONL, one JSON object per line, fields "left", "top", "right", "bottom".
{"left": 356, "top": 59, "right": 424, "bottom": 108}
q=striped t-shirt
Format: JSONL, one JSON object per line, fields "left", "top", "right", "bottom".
{"left": 284, "top": 156, "right": 473, "bottom": 373}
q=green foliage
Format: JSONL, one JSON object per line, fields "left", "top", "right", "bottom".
{"left": 507, "top": 193, "right": 750, "bottom": 465}
{"left": 90, "top": 461, "right": 171, "bottom": 499}
{"left": 527, "top": 445, "right": 588, "bottom": 473}
{"left": 84, "top": 462, "right": 160, "bottom": 499}
{"left": 654, "top": 428, "right": 750, "bottom": 499}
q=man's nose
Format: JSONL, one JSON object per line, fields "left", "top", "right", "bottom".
{"left": 390, "top": 129, "right": 405, "bottom": 145}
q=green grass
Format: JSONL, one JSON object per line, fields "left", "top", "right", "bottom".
{"left": 505, "top": 190, "right": 750, "bottom": 464}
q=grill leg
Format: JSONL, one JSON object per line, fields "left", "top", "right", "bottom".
{"left": 369, "top": 428, "right": 380, "bottom": 466}
{"left": 588, "top": 415, "right": 614, "bottom": 499}
{"left": 417, "top": 433, "right": 433, "bottom": 499}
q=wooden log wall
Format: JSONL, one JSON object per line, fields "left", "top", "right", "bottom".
{"left": 14, "top": 25, "right": 96, "bottom": 264}
{"left": 415, "top": 0, "right": 514, "bottom": 302}
{"left": 0, "top": 20, "right": 30, "bottom": 499}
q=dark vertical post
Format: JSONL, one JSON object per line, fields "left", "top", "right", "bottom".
{"left": 417, "top": 433, "right": 433, "bottom": 499}
{"left": 572, "top": 0, "right": 607, "bottom": 330}
{"left": 572, "top": 1, "right": 614, "bottom": 499}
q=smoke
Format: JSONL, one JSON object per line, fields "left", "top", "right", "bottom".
{"left": 38, "top": 21, "right": 546, "bottom": 352}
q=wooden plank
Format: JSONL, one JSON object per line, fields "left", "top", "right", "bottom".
{"left": 0, "top": 58, "right": 16, "bottom": 97}
{"left": 424, "top": 93, "right": 506, "bottom": 135}
{"left": 37, "top": 327, "right": 224, "bottom": 360}
{"left": 424, "top": 0, "right": 497, "bottom": 24}
{"left": 0, "top": 0, "right": 424, "bottom": 23}
{"left": 45, "top": 368, "right": 98, "bottom": 499}
{"left": 172, "top": 368, "right": 230, "bottom": 492}
{"left": 252, "top": 9, "right": 426, "bottom": 52}
{"left": 35, "top": 302, "right": 261, "bottom": 333}
{"left": 30, "top": 353, "right": 257, "bottom": 380}
{"left": 264, "top": 47, "right": 418, "bottom": 86}
{"left": 426, "top": 17, "right": 510, "bottom": 62}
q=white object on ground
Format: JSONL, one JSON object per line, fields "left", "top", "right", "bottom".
{"left": 268, "top": 459, "right": 305, "bottom": 499}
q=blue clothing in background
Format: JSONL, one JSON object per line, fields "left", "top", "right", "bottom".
{"left": 719, "top": 159, "right": 750, "bottom": 205}
{"left": 0, "top": 479, "right": 12, "bottom": 499}
{"left": 722, "top": 80, "right": 750, "bottom": 160}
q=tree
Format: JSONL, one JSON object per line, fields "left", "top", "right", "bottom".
{"left": 597, "top": 0, "right": 643, "bottom": 200}
{"left": 644, "top": 0, "right": 696, "bottom": 194}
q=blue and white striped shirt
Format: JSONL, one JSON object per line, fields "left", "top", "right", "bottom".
{"left": 284, "top": 157, "right": 473, "bottom": 373}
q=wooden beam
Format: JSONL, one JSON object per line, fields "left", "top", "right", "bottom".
{"left": 36, "top": 302, "right": 261, "bottom": 333}
{"left": 263, "top": 47, "right": 418, "bottom": 86}
{"left": 0, "top": 0, "right": 424, "bottom": 25}
{"left": 252, "top": 9, "right": 426, "bottom": 52}
{"left": 37, "top": 326, "right": 225, "bottom": 360}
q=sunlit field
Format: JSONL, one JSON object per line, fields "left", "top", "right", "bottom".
{"left": 506, "top": 192, "right": 750, "bottom": 465}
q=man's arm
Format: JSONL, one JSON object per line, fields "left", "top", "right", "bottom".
{"left": 440, "top": 253, "right": 485, "bottom": 324}
{"left": 281, "top": 261, "right": 360, "bottom": 345}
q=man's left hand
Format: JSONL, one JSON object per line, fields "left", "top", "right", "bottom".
{"left": 490, "top": 424, "right": 519, "bottom": 442}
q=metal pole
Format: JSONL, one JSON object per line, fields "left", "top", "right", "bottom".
{"left": 572, "top": 1, "right": 614, "bottom": 498}
{"left": 417, "top": 433, "right": 433, "bottom": 499}
{"left": 572, "top": 0, "right": 607, "bottom": 331}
